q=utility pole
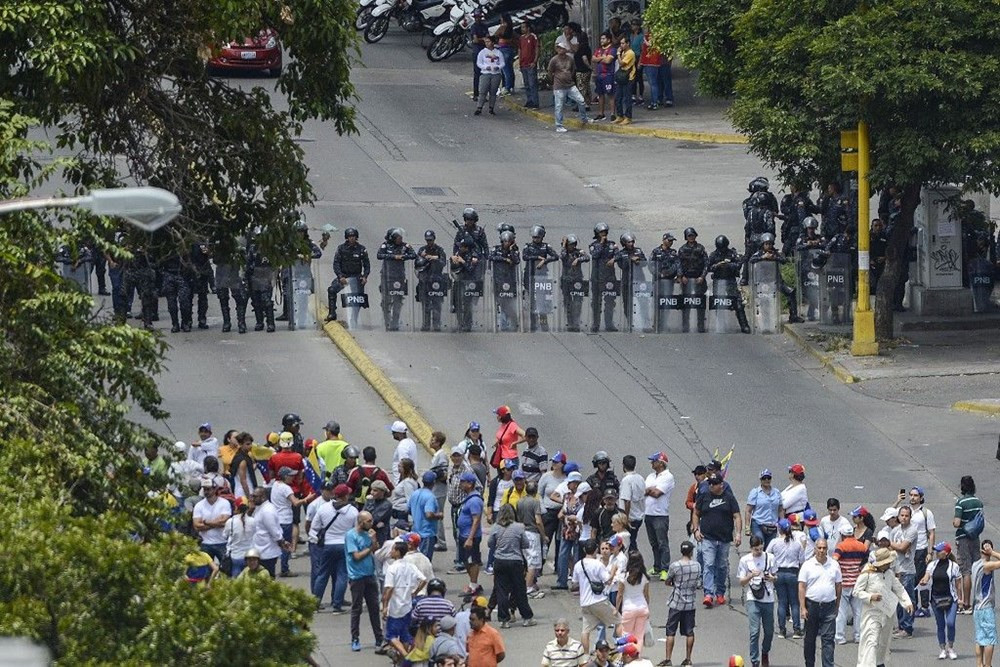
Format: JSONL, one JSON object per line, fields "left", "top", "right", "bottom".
{"left": 841, "top": 124, "right": 878, "bottom": 356}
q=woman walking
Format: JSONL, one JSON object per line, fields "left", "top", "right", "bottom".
{"left": 851, "top": 505, "right": 877, "bottom": 549}
{"left": 745, "top": 468, "right": 782, "bottom": 548}
{"left": 780, "top": 463, "right": 809, "bottom": 516}
{"left": 488, "top": 504, "right": 535, "bottom": 628}
{"left": 739, "top": 536, "right": 777, "bottom": 667}
{"left": 920, "top": 542, "right": 961, "bottom": 660}
{"left": 766, "top": 517, "right": 804, "bottom": 638}
{"left": 617, "top": 551, "right": 650, "bottom": 639}
{"left": 390, "top": 458, "right": 419, "bottom": 521}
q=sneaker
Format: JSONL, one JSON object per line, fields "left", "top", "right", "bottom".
{"left": 522, "top": 618, "right": 537, "bottom": 627}
{"left": 620, "top": 118, "right": 632, "bottom": 125}
{"left": 715, "top": 595, "right": 726, "bottom": 606}
{"left": 777, "top": 629, "right": 786, "bottom": 639}
{"left": 664, "top": 100, "right": 674, "bottom": 107}
{"left": 792, "top": 630, "right": 803, "bottom": 639}
{"left": 594, "top": 114, "right": 606, "bottom": 121}
{"left": 660, "top": 570, "right": 668, "bottom": 582}
{"left": 330, "top": 606, "right": 346, "bottom": 615}
{"left": 485, "top": 565, "right": 494, "bottom": 574}
{"left": 938, "top": 649, "right": 947, "bottom": 660}
{"left": 500, "top": 621, "right": 511, "bottom": 629}
{"left": 947, "top": 648, "right": 957, "bottom": 660}
{"left": 647, "top": 567, "right": 659, "bottom": 577}
{"left": 351, "top": 639, "right": 361, "bottom": 652}
{"left": 474, "top": 108, "right": 482, "bottom": 116}
{"left": 434, "top": 544, "right": 448, "bottom": 552}
{"left": 702, "top": 595, "right": 713, "bottom": 608}
{"left": 836, "top": 639, "right": 847, "bottom": 645}
{"left": 555, "top": 126, "right": 568, "bottom": 133}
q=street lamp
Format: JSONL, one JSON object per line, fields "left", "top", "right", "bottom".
{"left": 0, "top": 186, "right": 181, "bottom": 232}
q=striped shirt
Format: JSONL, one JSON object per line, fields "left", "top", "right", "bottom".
{"left": 521, "top": 444, "right": 549, "bottom": 482}
{"left": 541, "top": 638, "right": 587, "bottom": 667}
{"left": 955, "top": 494, "right": 984, "bottom": 539}
{"left": 411, "top": 594, "right": 456, "bottom": 624}
{"left": 833, "top": 535, "right": 868, "bottom": 588}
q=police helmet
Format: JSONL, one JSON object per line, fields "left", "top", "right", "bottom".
{"left": 281, "top": 413, "right": 302, "bottom": 428}
{"left": 750, "top": 191, "right": 769, "bottom": 207}
{"left": 500, "top": 230, "right": 515, "bottom": 244}
{"left": 592, "top": 450, "right": 610, "bottom": 466}
{"left": 344, "top": 227, "right": 359, "bottom": 239}
{"left": 748, "top": 176, "right": 770, "bottom": 193}
{"left": 342, "top": 446, "right": 360, "bottom": 459}
{"left": 424, "top": 229, "right": 436, "bottom": 241}
{"left": 458, "top": 234, "right": 474, "bottom": 248}
{"left": 684, "top": 227, "right": 698, "bottom": 239}
{"left": 565, "top": 234, "right": 579, "bottom": 246}
{"left": 715, "top": 235, "right": 730, "bottom": 250}
{"left": 620, "top": 232, "right": 635, "bottom": 245}
{"left": 426, "top": 578, "right": 447, "bottom": 595}
{"left": 663, "top": 232, "right": 676, "bottom": 242}
{"left": 497, "top": 222, "right": 514, "bottom": 234}
{"left": 530, "top": 225, "right": 546, "bottom": 239}
{"left": 390, "top": 228, "right": 404, "bottom": 242}
{"left": 760, "top": 232, "right": 776, "bottom": 245}
{"left": 463, "top": 207, "right": 479, "bottom": 223}
{"left": 803, "top": 217, "right": 819, "bottom": 230}
{"left": 593, "top": 222, "right": 610, "bottom": 238}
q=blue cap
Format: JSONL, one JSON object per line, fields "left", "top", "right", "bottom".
{"left": 912, "top": 486, "right": 924, "bottom": 497}
{"left": 469, "top": 421, "right": 481, "bottom": 431}
{"left": 460, "top": 471, "right": 477, "bottom": 483}
{"left": 513, "top": 470, "right": 526, "bottom": 480}
{"left": 502, "top": 459, "right": 518, "bottom": 470}
{"left": 199, "top": 422, "right": 212, "bottom": 431}
{"left": 422, "top": 470, "right": 438, "bottom": 485}
{"left": 564, "top": 462, "right": 580, "bottom": 473}
{"left": 777, "top": 518, "right": 791, "bottom": 532}
{"left": 551, "top": 451, "right": 567, "bottom": 463}
{"left": 759, "top": 468, "right": 772, "bottom": 479}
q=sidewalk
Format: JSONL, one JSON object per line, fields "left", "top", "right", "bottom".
{"left": 501, "top": 65, "right": 746, "bottom": 143}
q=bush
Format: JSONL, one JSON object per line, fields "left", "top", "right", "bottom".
{"left": 537, "top": 29, "right": 562, "bottom": 89}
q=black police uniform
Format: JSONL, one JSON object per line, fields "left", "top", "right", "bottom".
{"left": 118, "top": 239, "right": 158, "bottom": 328}
{"left": 490, "top": 242, "right": 521, "bottom": 331}
{"left": 677, "top": 240, "right": 709, "bottom": 332}
{"left": 451, "top": 245, "right": 482, "bottom": 332}
{"left": 376, "top": 240, "right": 416, "bottom": 331}
{"left": 742, "top": 204, "right": 776, "bottom": 285}
{"left": 190, "top": 241, "right": 213, "bottom": 329}
{"left": 707, "top": 247, "right": 751, "bottom": 333}
{"left": 795, "top": 230, "right": 826, "bottom": 321}
{"left": 277, "top": 238, "right": 323, "bottom": 322}
{"left": 159, "top": 253, "right": 193, "bottom": 332}
{"left": 328, "top": 240, "right": 371, "bottom": 321}
{"left": 416, "top": 241, "right": 449, "bottom": 331}
{"left": 522, "top": 239, "right": 559, "bottom": 332}
{"left": 246, "top": 239, "right": 277, "bottom": 332}
{"left": 824, "top": 231, "right": 857, "bottom": 323}
{"left": 869, "top": 226, "right": 888, "bottom": 294}
{"left": 215, "top": 243, "right": 249, "bottom": 334}
{"left": 650, "top": 243, "right": 679, "bottom": 332}
{"left": 748, "top": 247, "right": 801, "bottom": 322}
{"left": 559, "top": 245, "right": 590, "bottom": 332}
{"left": 819, "top": 192, "right": 850, "bottom": 240}
{"left": 454, "top": 223, "right": 489, "bottom": 256}
{"left": 615, "top": 244, "right": 647, "bottom": 327}
{"left": 589, "top": 237, "right": 619, "bottom": 332}
{"left": 780, "top": 192, "right": 819, "bottom": 257}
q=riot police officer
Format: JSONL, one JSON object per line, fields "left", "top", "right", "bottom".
{"left": 589, "top": 222, "right": 619, "bottom": 332}
{"left": 780, "top": 184, "right": 820, "bottom": 257}
{"left": 376, "top": 228, "right": 416, "bottom": 331}
{"left": 450, "top": 235, "right": 482, "bottom": 332}
{"left": 55, "top": 243, "right": 93, "bottom": 292}
{"left": 824, "top": 224, "right": 857, "bottom": 324}
{"left": 650, "top": 233, "right": 679, "bottom": 332}
{"left": 117, "top": 235, "right": 158, "bottom": 329}
{"left": 560, "top": 234, "right": 590, "bottom": 332}
{"left": 214, "top": 237, "right": 249, "bottom": 334}
{"left": 416, "top": 230, "right": 449, "bottom": 331}
{"left": 677, "top": 227, "right": 709, "bottom": 333}
{"left": 159, "top": 250, "right": 193, "bottom": 333}
{"left": 246, "top": 229, "right": 277, "bottom": 332}
{"left": 490, "top": 230, "right": 521, "bottom": 331}
{"left": 748, "top": 232, "right": 803, "bottom": 323}
{"left": 795, "top": 217, "right": 826, "bottom": 321}
{"left": 522, "top": 225, "right": 559, "bottom": 332}
{"left": 190, "top": 240, "right": 213, "bottom": 329}
{"left": 707, "top": 235, "right": 751, "bottom": 334}
{"left": 615, "top": 233, "right": 647, "bottom": 329}
{"left": 454, "top": 207, "right": 489, "bottom": 256}
{"left": 819, "top": 182, "right": 850, "bottom": 240}
{"left": 277, "top": 219, "right": 323, "bottom": 322}
{"left": 327, "top": 228, "right": 371, "bottom": 322}
{"left": 869, "top": 218, "right": 888, "bottom": 294}
{"left": 742, "top": 191, "right": 777, "bottom": 286}
{"left": 742, "top": 177, "right": 779, "bottom": 219}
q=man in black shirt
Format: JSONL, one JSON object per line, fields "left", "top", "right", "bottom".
{"left": 692, "top": 473, "right": 742, "bottom": 608}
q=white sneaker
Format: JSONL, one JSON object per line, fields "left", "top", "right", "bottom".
{"left": 947, "top": 648, "right": 958, "bottom": 660}
{"left": 938, "top": 649, "right": 947, "bottom": 660}
{"left": 555, "top": 126, "right": 568, "bottom": 133}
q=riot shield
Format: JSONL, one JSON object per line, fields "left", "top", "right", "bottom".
{"left": 286, "top": 260, "right": 317, "bottom": 330}
{"left": 627, "top": 260, "right": 654, "bottom": 333}
{"left": 710, "top": 278, "right": 740, "bottom": 333}
{"left": 523, "top": 262, "right": 558, "bottom": 332}
{"left": 339, "top": 276, "right": 371, "bottom": 330}
{"left": 750, "top": 261, "right": 780, "bottom": 334}
{"left": 819, "top": 252, "right": 853, "bottom": 325}
{"left": 654, "top": 278, "right": 681, "bottom": 333}
{"left": 417, "top": 270, "right": 449, "bottom": 332}
{"left": 680, "top": 278, "right": 707, "bottom": 333}
{"left": 591, "top": 269, "right": 620, "bottom": 333}
{"left": 379, "top": 258, "right": 414, "bottom": 332}
{"left": 798, "top": 249, "right": 822, "bottom": 322}
{"left": 969, "top": 257, "right": 995, "bottom": 313}
{"left": 491, "top": 264, "right": 521, "bottom": 333}
{"left": 452, "top": 273, "right": 487, "bottom": 332}
{"left": 60, "top": 259, "right": 92, "bottom": 293}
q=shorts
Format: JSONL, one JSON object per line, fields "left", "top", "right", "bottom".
{"left": 957, "top": 536, "right": 979, "bottom": 575}
{"left": 581, "top": 601, "right": 621, "bottom": 636}
{"left": 292, "top": 502, "right": 302, "bottom": 524}
{"left": 385, "top": 613, "right": 413, "bottom": 643}
{"left": 459, "top": 536, "right": 482, "bottom": 565}
{"left": 665, "top": 608, "right": 696, "bottom": 637}
{"left": 524, "top": 531, "right": 542, "bottom": 570}
{"left": 595, "top": 76, "right": 614, "bottom": 96}
{"left": 975, "top": 608, "right": 997, "bottom": 646}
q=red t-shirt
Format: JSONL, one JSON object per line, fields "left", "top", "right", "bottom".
{"left": 519, "top": 33, "right": 538, "bottom": 68}
{"left": 347, "top": 465, "right": 394, "bottom": 495}
{"left": 639, "top": 36, "right": 661, "bottom": 67}
{"left": 496, "top": 419, "right": 521, "bottom": 460}
{"left": 268, "top": 451, "right": 305, "bottom": 494}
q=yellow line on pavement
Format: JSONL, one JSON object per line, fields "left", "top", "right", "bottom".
{"left": 952, "top": 400, "right": 1000, "bottom": 417}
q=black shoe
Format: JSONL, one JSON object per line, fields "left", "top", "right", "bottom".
{"left": 98, "top": 290, "right": 111, "bottom": 296}
{"left": 472, "top": 96, "right": 479, "bottom": 102}
{"left": 198, "top": 322, "right": 209, "bottom": 330}
{"left": 697, "top": 326, "right": 707, "bottom": 333}
{"left": 489, "top": 108, "right": 495, "bottom": 115}
{"left": 741, "top": 326, "right": 752, "bottom": 334}
{"left": 222, "top": 323, "right": 231, "bottom": 332}
{"left": 325, "top": 314, "right": 338, "bottom": 322}
{"left": 254, "top": 322, "right": 265, "bottom": 331}
{"left": 181, "top": 324, "right": 191, "bottom": 333}
{"left": 605, "top": 326, "right": 618, "bottom": 332}
{"left": 266, "top": 323, "right": 275, "bottom": 333}
{"left": 238, "top": 323, "right": 247, "bottom": 334}
{"left": 275, "top": 314, "right": 288, "bottom": 321}
{"left": 474, "top": 108, "right": 482, "bottom": 116}
{"left": 590, "top": 325, "right": 599, "bottom": 333}
{"left": 170, "top": 325, "right": 180, "bottom": 333}
{"left": 664, "top": 100, "right": 674, "bottom": 107}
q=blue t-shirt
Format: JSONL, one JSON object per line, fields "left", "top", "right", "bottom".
{"left": 409, "top": 488, "right": 439, "bottom": 538}
{"left": 457, "top": 493, "right": 484, "bottom": 539}
{"left": 746, "top": 486, "right": 783, "bottom": 525}
{"left": 345, "top": 528, "right": 375, "bottom": 580}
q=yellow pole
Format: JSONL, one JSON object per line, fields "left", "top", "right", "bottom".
{"left": 851, "top": 121, "right": 878, "bottom": 356}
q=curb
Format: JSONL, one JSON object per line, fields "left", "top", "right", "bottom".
{"left": 320, "top": 317, "right": 435, "bottom": 454}
{"left": 952, "top": 400, "right": 1000, "bottom": 417}
{"left": 783, "top": 325, "right": 860, "bottom": 384}
{"left": 501, "top": 97, "right": 748, "bottom": 144}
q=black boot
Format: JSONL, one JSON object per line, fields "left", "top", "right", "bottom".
{"left": 266, "top": 309, "right": 276, "bottom": 333}
{"left": 737, "top": 307, "right": 751, "bottom": 334}
{"left": 325, "top": 299, "right": 337, "bottom": 322}
{"left": 237, "top": 317, "right": 247, "bottom": 334}
{"left": 254, "top": 317, "right": 265, "bottom": 331}
{"left": 222, "top": 311, "right": 231, "bottom": 333}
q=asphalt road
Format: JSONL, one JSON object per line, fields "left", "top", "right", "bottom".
{"left": 137, "top": 31, "right": 1000, "bottom": 667}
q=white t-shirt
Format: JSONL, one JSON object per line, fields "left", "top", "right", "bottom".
{"left": 820, "top": 515, "right": 852, "bottom": 552}
{"left": 781, "top": 483, "right": 809, "bottom": 515}
{"left": 392, "top": 437, "right": 417, "bottom": 484}
{"left": 188, "top": 436, "right": 218, "bottom": 463}
{"left": 910, "top": 505, "right": 936, "bottom": 551}
{"left": 620, "top": 574, "right": 649, "bottom": 613}
{"left": 611, "top": 551, "right": 629, "bottom": 585}
{"left": 309, "top": 501, "right": 359, "bottom": 546}
{"left": 305, "top": 496, "right": 329, "bottom": 527}
{"left": 766, "top": 534, "right": 805, "bottom": 569}
{"left": 193, "top": 496, "right": 231, "bottom": 545}
{"left": 643, "top": 469, "right": 675, "bottom": 517}
{"left": 271, "top": 480, "right": 295, "bottom": 524}
{"left": 384, "top": 558, "right": 426, "bottom": 617}
{"left": 618, "top": 472, "right": 647, "bottom": 522}
{"left": 573, "top": 557, "right": 611, "bottom": 607}
{"left": 405, "top": 551, "right": 435, "bottom": 582}
{"left": 577, "top": 506, "right": 591, "bottom": 542}
{"left": 798, "top": 557, "right": 842, "bottom": 602}
{"left": 738, "top": 551, "right": 777, "bottom": 603}
{"left": 223, "top": 514, "right": 257, "bottom": 558}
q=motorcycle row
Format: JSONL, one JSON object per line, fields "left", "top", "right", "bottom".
{"left": 356, "top": 0, "right": 570, "bottom": 62}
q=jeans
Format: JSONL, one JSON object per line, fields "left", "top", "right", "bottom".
{"left": 645, "top": 515, "right": 670, "bottom": 572}
{"left": 803, "top": 599, "right": 836, "bottom": 667}
{"left": 494, "top": 559, "right": 533, "bottom": 622}
{"left": 230, "top": 557, "right": 246, "bottom": 578}
{"left": 261, "top": 557, "right": 277, "bottom": 577}
{"left": 643, "top": 65, "right": 660, "bottom": 106}
{"left": 200, "top": 542, "right": 227, "bottom": 564}
{"left": 309, "top": 542, "right": 320, "bottom": 592}
{"left": 614, "top": 79, "right": 633, "bottom": 118}
{"left": 280, "top": 523, "right": 293, "bottom": 574}
{"left": 628, "top": 519, "right": 642, "bottom": 553}
{"left": 776, "top": 568, "right": 801, "bottom": 633}
{"left": 659, "top": 60, "right": 674, "bottom": 103}
{"left": 350, "top": 575, "right": 384, "bottom": 644}
{"left": 520, "top": 66, "right": 539, "bottom": 107}
{"left": 477, "top": 73, "right": 501, "bottom": 111}
{"left": 418, "top": 535, "right": 436, "bottom": 561}
{"left": 314, "top": 544, "right": 348, "bottom": 608}
{"left": 557, "top": 537, "right": 577, "bottom": 587}
{"left": 750, "top": 519, "right": 778, "bottom": 549}
{"left": 933, "top": 600, "right": 957, "bottom": 645}
{"left": 896, "top": 572, "right": 915, "bottom": 634}
{"left": 434, "top": 491, "right": 448, "bottom": 546}
{"left": 472, "top": 48, "right": 482, "bottom": 98}
{"left": 450, "top": 504, "right": 464, "bottom": 567}
{"left": 746, "top": 600, "right": 774, "bottom": 664}
{"left": 499, "top": 45, "right": 515, "bottom": 91}
{"left": 553, "top": 86, "right": 588, "bottom": 127}
{"left": 835, "top": 586, "right": 861, "bottom": 642}
{"left": 700, "top": 539, "right": 730, "bottom": 596}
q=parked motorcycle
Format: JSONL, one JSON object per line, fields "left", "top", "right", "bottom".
{"left": 356, "top": 0, "right": 378, "bottom": 31}
{"left": 426, "top": 0, "right": 570, "bottom": 62}
{"left": 366, "top": 0, "right": 449, "bottom": 42}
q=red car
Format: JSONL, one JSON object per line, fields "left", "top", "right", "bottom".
{"left": 208, "top": 28, "right": 282, "bottom": 76}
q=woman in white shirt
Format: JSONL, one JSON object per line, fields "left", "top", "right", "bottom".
{"left": 390, "top": 458, "right": 419, "bottom": 521}
{"left": 616, "top": 549, "right": 650, "bottom": 641}
{"left": 919, "top": 541, "right": 962, "bottom": 660}
{"left": 766, "top": 518, "right": 805, "bottom": 639}
{"left": 223, "top": 498, "right": 257, "bottom": 577}
{"left": 739, "top": 536, "right": 778, "bottom": 667}
{"left": 781, "top": 463, "right": 809, "bottom": 516}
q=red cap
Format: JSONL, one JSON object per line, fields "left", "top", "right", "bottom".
{"left": 333, "top": 484, "right": 352, "bottom": 497}
{"left": 619, "top": 644, "right": 639, "bottom": 658}
{"left": 406, "top": 532, "right": 422, "bottom": 545}
{"left": 494, "top": 405, "right": 511, "bottom": 418}
{"left": 788, "top": 463, "right": 805, "bottom": 475}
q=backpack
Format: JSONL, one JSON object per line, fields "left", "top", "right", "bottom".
{"left": 355, "top": 466, "right": 379, "bottom": 505}
{"left": 966, "top": 507, "right": 986, "bottom": 539}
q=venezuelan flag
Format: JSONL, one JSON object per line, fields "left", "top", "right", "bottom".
{"left": 304, "top": 448, "right": 324, "bottom": 495}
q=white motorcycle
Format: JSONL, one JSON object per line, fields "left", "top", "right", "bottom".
{"left": 426, "top": 0, "right": 570, "bottom": 62}
{"left": 356, "top": 0, "right": 379, "bottom": 31}
{"left": 365, "top": 0, "right": 449, "bottom": 43}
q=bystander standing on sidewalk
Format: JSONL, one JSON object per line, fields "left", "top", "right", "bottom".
{"left": 638, "top": 31, "right": 660, "bottom": 110}
{"left": 591, "top": 33, "right": 616, "bottom": 121}
{"left": 573, "top": 29, "right": 593, "bottom": 112}
{"left": 475, "top": 35, "right": 504, "bottom": 117}
{"left": 548, "top": 41, "right": 590, "bottom": 133}
{"left": 954, "top": 475, "right": 984, "bottom": 613}
{"left": 627, "top": 20, "right": 644, "bottom": 103}
{"left": 613, "top": 36, "right": 635, "bottom": 125}
{"left": 519, "top": 22, "right": 539, "bottom": 109}
{"left": 657, "top": 51, "right": 674, "bottom": 107}
{"left": 495, "top": 14, "right": 516, "bottom": 97}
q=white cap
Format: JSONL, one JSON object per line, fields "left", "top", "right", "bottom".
{"left": 840, "top": 524, "right": 855, "bottom": 537}
{"left": 174, "top": 441, "right": 187, "bottom": 451}
{"left": 880, "top": 507, "right": 899, "bottom": 522}
{"left": 390, "top": 420, "right": 408, "bottom": 434}
{"left": 575, "top": 481, "right": 592, "bottom": 497}
{"left": 567, "top": 471, "right": 583, "bottom": 483}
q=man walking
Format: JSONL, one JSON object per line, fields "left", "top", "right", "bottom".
{"left": 663, "top": 540, "right": 701, "bottom": 667}
{"left": 346, "top": 511, "right": 383, "bottom": 652}
{"left": 409, "top": 471, "right": 443, "bottom": 560}
{"left": 738, "top": 536, "right": 777, "bottom": 667}
{"left": 832, "top": 524, "right": 867, "bottom": 644}
{"left": 973, "top": 539, "right": 1000, "bottom": 667}
{"left": 618, "top": 455, "right": 646, "bottom": 552}
{"left": 692, "top": 472, "right": 742, "bottom": 607}
{"left": 643, "top": 452, "right": 675, "bottom": 578}
{"left": 890, "top": 505, "right": 918, "bottom": 637}
{"left": 548, "top": 40, "right": 590, "bottom": 133}
{"left": 798, "top": 539, "right": 842, "bottom": 667}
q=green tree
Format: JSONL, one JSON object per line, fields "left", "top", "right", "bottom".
{"left": 648, "top": 0, "right": 1000, "bottom": 338}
